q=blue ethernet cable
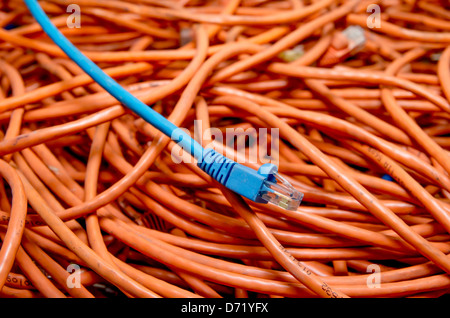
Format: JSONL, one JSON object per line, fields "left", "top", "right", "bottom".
{"left": 24, "top": 0, "right": 303, "bottom": 210}
{"left": 23, "top": 0, "right": 201, "bottom": 159}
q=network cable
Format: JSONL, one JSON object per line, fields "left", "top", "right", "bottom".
{"left": 23, "top": 0, "right": 303, "bottom": 211}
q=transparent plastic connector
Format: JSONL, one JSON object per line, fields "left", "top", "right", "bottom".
{"left": 257, "top": 164, "right": 303, "bottom": 210}
{"left": 278, "top": 44, "right": 304, "bottom": 62}
{"left": 318, "top": 25, "right": 366, "bottom": 66}
{"left": 341, "top": 25, "right": 366, "bottom": 54}
{"left": 260, "top": 173, "right": 303, "bottom": 210}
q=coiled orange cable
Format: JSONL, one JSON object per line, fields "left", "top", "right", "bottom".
{"left": 0, "top": 0, "right": 449, "bottom": 299}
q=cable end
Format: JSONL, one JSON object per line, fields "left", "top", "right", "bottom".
{"left": 258, "top": 164, "right": 304, "bottom": 211}
{"left": 198, "top": 149, "right": 303, "bottom": 211}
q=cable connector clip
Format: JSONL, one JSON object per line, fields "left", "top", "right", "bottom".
{"left": 198, "top": 148, "right": 303, "bottom": 210}
{"left": 319, "top": 25, "right": 366, "bottom": 66}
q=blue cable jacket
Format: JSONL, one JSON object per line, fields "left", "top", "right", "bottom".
{"left": 23, "top": 0, "right": 306, "bottom": 210}
{"left": 24, "top": 0, "right": 204, "bottom": 160}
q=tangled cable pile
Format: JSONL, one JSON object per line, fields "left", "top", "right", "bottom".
{"left": 0, "top": 0, "right": 449, "bottom": 298}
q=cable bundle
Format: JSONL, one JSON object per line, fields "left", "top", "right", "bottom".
{"left": 0, "top": 0, "right": 449, "bottom": 298}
